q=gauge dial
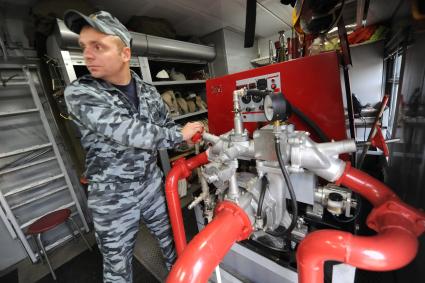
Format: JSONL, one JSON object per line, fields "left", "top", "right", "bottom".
{"left": 264, "top": 95, "right": 274, "bottom": 121}
{"left": 252, "top": 92, "right": 263, "bottom": 103}
{"left": 263, "top": 93, "right": 291, "bottom": 122}
{"left": 241, "top": 94, "right": 251, "bottom": 104}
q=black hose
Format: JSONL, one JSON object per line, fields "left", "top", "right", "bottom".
{"left": 257, "top": 174, "right": 268, "bottom": 218}
{"left": 267, "top": 135, "right": 298, "bottom": 237}
{"left": 291, "top": 105, "right": 330, "bottom": 142}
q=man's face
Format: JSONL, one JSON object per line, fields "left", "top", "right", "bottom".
{"left": 79, "top": 26, "right": 130, "bottom": 81}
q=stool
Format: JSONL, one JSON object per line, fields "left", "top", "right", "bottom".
{"left": 26, "top": 208, "right": 92, "bottom": 280}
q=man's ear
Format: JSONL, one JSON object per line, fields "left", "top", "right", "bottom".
{"left": 121, "top": 47, "right": 131, "bottom": 62}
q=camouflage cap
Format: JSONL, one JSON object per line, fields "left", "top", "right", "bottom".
{"left": 64, "top": 10, "right": 132, "bottom": 47}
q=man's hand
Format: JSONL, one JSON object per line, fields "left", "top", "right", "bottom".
{"left": 181, "top": 121, "right": 204, "bottom": 143}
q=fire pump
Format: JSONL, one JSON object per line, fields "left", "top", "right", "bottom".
{"left": 163, "top": 52, "right": 425, "bottom": 283}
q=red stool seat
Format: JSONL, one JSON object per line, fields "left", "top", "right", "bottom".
{"left": 27, "top": 209, "right": 71, "bottom": 235}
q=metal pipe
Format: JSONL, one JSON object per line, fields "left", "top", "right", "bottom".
{"left": 165, "top": 152, "right": 209, "bottom": 256}
{"left": 202, "top": 132, "right": 221, "bottom": 145}
{"left": 166, "top": 201, "right": 252, "bottom": 283}
{"left": 227, "top": 173, "right": 239, "bottom": 201}
{"left": 188, "top": 144, "right": 212, "bottom": 213}
{"left": 55, "top": 19, "right": 216, "bottom": 61}
{"left": 233, "top": 89, "right": 245, "bottom": 135}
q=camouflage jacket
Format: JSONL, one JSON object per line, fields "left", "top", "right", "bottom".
{"left": 64, "top": 71, "right": 183, "bottom": 183}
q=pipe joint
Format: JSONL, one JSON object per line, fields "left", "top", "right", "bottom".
{"left": 367, "top": 200, "right": 425, "bottom": 236}
{"left": 171, "top": 157, "right": 191, "bottom": 179}
{"left": 215, "top": 201, "right": 253, "bottom": 241}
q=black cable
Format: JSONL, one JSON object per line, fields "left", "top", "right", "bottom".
{"left": 291, "top": 105, "right": 330, "bottom": 142}
{"left": 267, "top": 135, "right": 298, "bottom": 237}
{"left": 257, "top": 174, "right": 268, "bottom": 218}
{"left": 0, "top": 73, "right": 19, "bottom": 87}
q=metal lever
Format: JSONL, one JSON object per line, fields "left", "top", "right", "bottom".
{"left": 356, "top": 138, "right": 400, "bottom": 147}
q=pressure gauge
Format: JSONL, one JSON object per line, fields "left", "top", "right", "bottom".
{"left": 252, "top": 92, "right": 263, "bottom": 103}
{"left": 263, "top": 93, "right": 291, "bottom": 122}
{"left": 241, "top": 94, "right": 251, "bottom": 104}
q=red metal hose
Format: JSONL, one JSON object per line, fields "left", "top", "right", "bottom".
{"left": 297, "top": 217, "right": 419, "bottom": 283}
{"left": 166, "top": 201, "right": 252, "bottom": 283}
{"left": 336, "top": 162, "right": 398, "bottom": 206}
{"left": 297, "top": 162, "right": 425, "bottom": 283}
{"left": 165, "top": 152, "right": 209, "bottom": 256}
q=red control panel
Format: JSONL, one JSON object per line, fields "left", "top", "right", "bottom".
{"left": 206, "top": 52, "right": 347, "bottom": 142}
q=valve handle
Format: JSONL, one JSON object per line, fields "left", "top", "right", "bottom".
{"left": 191, "top": 131, "right": 203, "bottom": 143}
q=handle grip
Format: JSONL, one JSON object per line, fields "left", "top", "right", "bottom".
{"left": 191, "top": 131, "right": 203, "bottom": 143}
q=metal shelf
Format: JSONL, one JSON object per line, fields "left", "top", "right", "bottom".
{"left": 152, "top": 80, "right": 206, "bottom": 86}
{"left": 349, "top": 39, "right": 384, "bottom": 48}
{"left": 172, "top": 109, "right": 207, "bottom": 121}
{"left": 169, "top": 149, "right": 196, "bottom": 162}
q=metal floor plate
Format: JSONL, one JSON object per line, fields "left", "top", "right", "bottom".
{"left": 134, "top": 224, "right": 168, "bottom": 282}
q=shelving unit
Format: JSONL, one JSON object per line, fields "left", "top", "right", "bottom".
{"left": 173, "top": 109, "right": 208, "bottom": 121}
{"left": 152, "top": 80, "right": 206, "bottom": 86}
{"left": 139, "top": 56, "right": 211, "bottom": 186}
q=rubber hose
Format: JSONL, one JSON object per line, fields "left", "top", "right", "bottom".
{"left": 267, "top": 136, "right": 298, "bottom": 237}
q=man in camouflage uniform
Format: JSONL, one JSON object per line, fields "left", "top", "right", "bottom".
{"left": 63, "top": 10, "right": 204, "bottom": 283}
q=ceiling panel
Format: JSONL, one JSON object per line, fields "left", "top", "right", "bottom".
{"left": 88, "top": 0, "right": 293, "bottom": 38}
{"left": 1, "top": 0, "right": 412, "bottom": 38}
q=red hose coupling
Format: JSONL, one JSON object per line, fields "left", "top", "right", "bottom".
{"left": 214, "top": 201, "right": 253, "bottom": 240}
{"left": 367, "top": 200, "right": 425, "bottom": 236}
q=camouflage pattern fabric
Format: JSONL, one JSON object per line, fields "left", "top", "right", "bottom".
{"left": 64, "top": 10, "right": 132, "bottom": 47}
{"left": 64, "top": 70, "right": 183, "bottom": 183}
{"left": 65, "top": 71, "right": 182, "bottom": 282}
{"left": 88, "top": 167, "right": 176, "bottom": 283}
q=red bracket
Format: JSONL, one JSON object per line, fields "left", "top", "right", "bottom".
{"left": 371, "top": 126, "right": 389, "bottom": 157}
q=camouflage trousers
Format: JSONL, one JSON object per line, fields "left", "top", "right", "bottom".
{"left": 87, "top": 167, "right": 176, "bottom": 283}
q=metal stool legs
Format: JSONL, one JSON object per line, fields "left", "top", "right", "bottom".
{"left": 36, "top": 233, "right": 57, "bottom": 280}
{"left": 26, "top": 209, "right": 91, "bottom": 281}
{"left": 31, "top": 235, "right": 45, "bottom": 265}
{"left": 66, "top": 217, "right": 92, "bottom": 252}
